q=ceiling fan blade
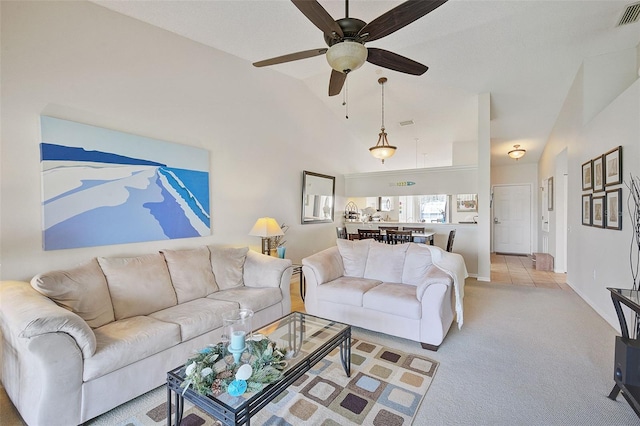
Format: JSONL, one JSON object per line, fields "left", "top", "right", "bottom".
{"left": 359, "top": 0, "right": 448, "bottom": 43}
{"left": 292, "top": 0, "right": 343, "bottom": 39}
{"left": 366, "top": 48, "right": 428, "bottom": 75}
{"left": 253, "top": 48, "right": 328, "bottom": 67}
{"left": 328, "top": 69, "right": 347, "bottom": 96}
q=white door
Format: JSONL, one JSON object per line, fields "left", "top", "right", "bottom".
{"left": 493, "top": 184, "right": 531, "bottom": 254}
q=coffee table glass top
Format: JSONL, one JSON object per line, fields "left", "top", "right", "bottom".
{"left": 168, "top": 311, "right": 350, "bottom": 412}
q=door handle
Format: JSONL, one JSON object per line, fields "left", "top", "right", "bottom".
{"left": 494, "top": 217, "right": 499, "bottom": 224}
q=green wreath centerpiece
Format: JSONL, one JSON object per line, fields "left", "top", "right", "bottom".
{"left": 180, "top": 336, "right": 289, "bottom": 397}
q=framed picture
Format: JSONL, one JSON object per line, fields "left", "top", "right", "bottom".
{"left": 582, "top": 160, "right": 593, "bottom": 191}
{"left": 605, "top": 146, "right": 622, "bottom": 187}
{"left": 591, "top": 196, "right": 605, "bottom": 228}
{"left": 457, "top": 194, "right": 478, "bottom": 212}
{"left": 582, "top": 194, "right": 592, "bottom": 226}
{"left": 547, "top": 177, "right": 554, "bottom": 211}
{"left": 605, "top": 188, "right": 622, "bottom": 230}
{"left": 592, "top": 155, "right": 604, "bottom": 193}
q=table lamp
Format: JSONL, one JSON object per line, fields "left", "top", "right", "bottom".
{"left": 249, "top": 217, "right": 284, "bottom": 255}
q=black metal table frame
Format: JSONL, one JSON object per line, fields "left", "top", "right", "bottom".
{"left": 166, "top": 312, "right": 351, "bottom": 426}
{"left": 607, "top": 287, "right": 640, "bottom": 418}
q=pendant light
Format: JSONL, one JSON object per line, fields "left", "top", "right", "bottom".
{"left": 369, "top": 77, "right": 396, "bottom": 164}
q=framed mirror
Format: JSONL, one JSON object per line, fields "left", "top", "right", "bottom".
{"left": 302, "top": 171, "right": 335, "bottom": 224}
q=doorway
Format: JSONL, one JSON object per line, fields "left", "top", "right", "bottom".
{"left": 492, "top": 184, "right": 532, "bottom": 255}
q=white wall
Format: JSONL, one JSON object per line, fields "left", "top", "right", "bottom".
{"left": 0, "top": 1, "right": 358, "bottom": 280}
{"left": 538, "top": 45, "right": 640, "bottom": 330}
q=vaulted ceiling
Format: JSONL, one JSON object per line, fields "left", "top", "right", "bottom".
{"left": 93, "top": 0, "right": 639, "bottom": 171}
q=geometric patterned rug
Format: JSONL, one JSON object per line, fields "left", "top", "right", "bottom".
{"left": 88, "top": 338, "right": 438, "bottom": 426}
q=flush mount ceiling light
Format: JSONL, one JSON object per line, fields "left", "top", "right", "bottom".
{"left": 369, "top": 77, "right": 396, "bottom": 164}
{"left": 508, "top": 144, "right": 526, "bottom": 160}
{"left": 326, "top": 41, "right": 367, "bottom": 74}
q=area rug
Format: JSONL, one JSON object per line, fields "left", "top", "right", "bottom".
{"left": 88, "top": 338, "right": 438, "bottom": 426}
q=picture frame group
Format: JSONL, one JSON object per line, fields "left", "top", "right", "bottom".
{"left": 581, "top": 146, "right": 622, "bottom": 230}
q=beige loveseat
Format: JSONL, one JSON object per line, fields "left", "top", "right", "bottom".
{"left": 0, "top": 245, "right": 292, "bottom": 426}
{"left": 302, "top": 239, "right": 467, "bottom": 350}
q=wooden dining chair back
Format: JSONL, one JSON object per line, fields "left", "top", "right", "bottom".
{"left": 336, "top": 227, "right": 348, "bottom": 239}
{"left": 378, "top": 226, "right": 399, "bottom": 231}
{"left": 386, "top": 230, "right": 412, "bottom": 245}
{"left": 358, "top": 229, "right": 382, "bottom": 241}
{"left": 446, "top": 229, "right": 456, "bottom": 252}
{"left": 403, "top": 226, "right": 425, "bottom": 233}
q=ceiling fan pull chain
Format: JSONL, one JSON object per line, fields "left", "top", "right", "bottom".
{"left": 343, "top": 77, "right": 349, "bottom": 119}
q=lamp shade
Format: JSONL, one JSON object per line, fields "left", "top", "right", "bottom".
{"left": 326, "top": 41, "right": 367, "bottom": 73}
{"left": 249, "top": 217, "right": 284, "bottom": 238}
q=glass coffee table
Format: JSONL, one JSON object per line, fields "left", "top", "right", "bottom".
{"left": 166, "top": 311, "right": 351, "bottom": 425}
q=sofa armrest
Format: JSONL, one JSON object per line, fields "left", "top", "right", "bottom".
{"left": 302, "top": 246, "right": 344, "bottom": 286}
{"left": 416, "top": 266, "right": 453, "bottom": 300}
{"left": 244, "top": 251, "right": 293, "bottom": 289}
{"left": 0, "top": 280, "right": 96, "bottom": 358}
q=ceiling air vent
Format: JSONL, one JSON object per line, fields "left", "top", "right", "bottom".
{"left": 617, "top": 2, "right": 640, "bottom": 26}
{"left": 399, "top": 120, "right": 414, "bottom": 127}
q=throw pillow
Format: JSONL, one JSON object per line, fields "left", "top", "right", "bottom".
{"left": 336, "top": 238, "right": 371, "bottom": 278}
{"left": 363, "top": 241, "right": 409, "bottom": 283}
{"left": 209, "top": 246, "right": 249, "bottom": 290}
{"left": 98, "top": 253, "right": 177, "bottom": 320}
{"left": 31, "top": 258, "right": 115, "bottom": 328}
{"left": 402, "top": 243, "right": 434, "bottom": 286}
{"left": 161, "top": 246, "right": 219, "bottom": 303}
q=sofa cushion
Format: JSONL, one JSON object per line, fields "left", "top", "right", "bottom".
{"left": 316, "top": 276, "right": 381, "bottom": 307}
{"left": 85, "top": 316, "right": 181, "bottom": 381}
{"left": 31, "top": 258, "right": 115, "bottom": 328}
{"left": 336, "top": 238, "right": 371, "bottom": 278}
{"left": 149, "top": 298, "right": 238, "bottom": 342}
{"left": 208, "top": 287, "right": 283, "bottom": 313}
{"left": 161, "top": 247, "right": 218, "bottom": 303}
{"left": 98, "top": 254, "right": 177, "bottom": 320}
{"left": 209, "top": 246, "right": 248, "bottom": 290}
{"left": 363, "top": 242, "right": 408, "bottom": 283}
{"left": 402, "top": 243, "right": 434, "bottom": 286}
{"left": 362, "top": 283, "right": 421, "bottom": 320}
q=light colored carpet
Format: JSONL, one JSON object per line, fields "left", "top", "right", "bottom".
{"left": 85, "top": 339, "right": 437, "bottom": 425}
{"left": 1, "top": 280, "right": 638, "bottom": 425}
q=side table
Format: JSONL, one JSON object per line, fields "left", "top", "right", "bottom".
{"left": 292, "top": 264, "right": 305, "bottom": 302}
{"left": 607, "top": 287, "right": 640, "bottom": 418}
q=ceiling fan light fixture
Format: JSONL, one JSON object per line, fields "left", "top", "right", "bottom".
{"left": 508, "top": 144, "right": 526, "bottom": 160}
{"left": 326, "top": 41, "right": 367, "bottom": 73}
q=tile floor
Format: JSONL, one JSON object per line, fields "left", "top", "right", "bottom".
{"left": 490, "top": 253, "right": 571, "bottom": 290}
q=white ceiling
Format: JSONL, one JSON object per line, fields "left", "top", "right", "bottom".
{"left": 93, "top": 0, "right": 640, "bottom": 170}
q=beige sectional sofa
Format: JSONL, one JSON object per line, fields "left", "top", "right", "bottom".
{"left": 302, "top": 239, "right": 467, "bottom": 350}
{"left": 0, "top": 245, "right": 292, "bottom": 426}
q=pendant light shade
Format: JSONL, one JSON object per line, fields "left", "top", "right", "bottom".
{"left": 370, "top": 77, "right": 396, "bottom": 164}
{"left": 326, "top": 41, "right": 367, "bottom": 73}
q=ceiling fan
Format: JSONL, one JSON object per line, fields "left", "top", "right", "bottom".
{"left": 253, "top": 0, "right": 448, "bottom": 96}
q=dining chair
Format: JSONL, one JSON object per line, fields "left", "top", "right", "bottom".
{"left": 446, "top": 229, "right": 456, "bottom": 252}
{"left": 403, "top": 226, "right": 425, "bottom": 233}
{"left": 386, "top": 230, "right": 412, "bottom": 245}
{"left": 358, "top": 229, "right": 382, "bottom": 241}
{"left": 378, "top": 226, "right": 399, "bottom": 231}
{"left": 336, "top": 227, "right": 348, "bottom": 239}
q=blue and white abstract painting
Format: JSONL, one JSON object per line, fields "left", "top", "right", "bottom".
{"left": 40, "top": 116, "right": 210, "bottom": 250}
